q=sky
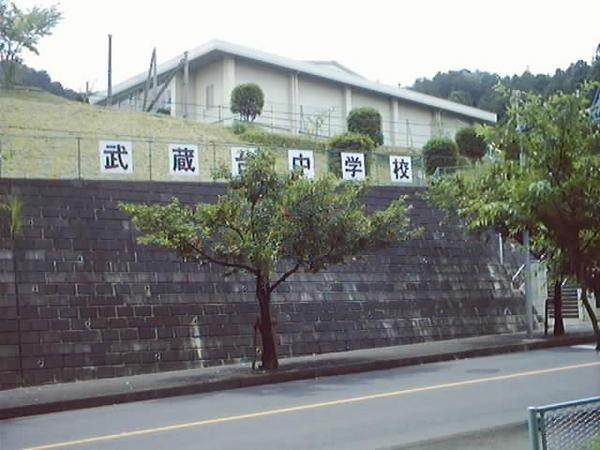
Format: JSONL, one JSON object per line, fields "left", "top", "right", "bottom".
{"left": 15, "top": 0, "right": 600, "bottom": 93}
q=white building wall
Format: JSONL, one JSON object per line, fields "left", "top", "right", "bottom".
{"left": 439, "top": 112, "right": 473, "bottom": 140}
{"left": 235, "top": 59, "right": 291, "bottom": 132}
{"left": 190, "top": 59, "right": 225, "bottom": 123}
{"left": 397, "top": 101, "right": 434, "bottom": 148}
{"left": 297, "top": 75, "right": 346, "bottom": 137}
{"left": 155, "top": 54, "right": 484, "bottom": 149}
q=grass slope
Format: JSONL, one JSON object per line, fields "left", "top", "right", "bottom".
{"left": 0, "top": 88, "right": 423, "bottom": 184}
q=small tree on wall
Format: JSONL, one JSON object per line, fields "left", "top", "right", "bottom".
{"left": 121, "top": 151, "right": 419, "bottom": 370}
{"left": 455, "top": 127, "right": 487, "bottom": 160}
{"left": 422, "top": 137, "right": 459, "bottom": 175}
{"left": 347, "top": 107, "right": 384, "bottom": 145}
{"left": 230, "top": 83, "right": 264, "bottom": 122}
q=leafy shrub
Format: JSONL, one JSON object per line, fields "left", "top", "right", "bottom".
{"left": 230, "top": 83, "right": 264, "bottom": 122}
{"left": 327, "top": 132, "right": 375, "bottom": 179}
{"left": 422, "top": 137, "right": 459, "bottom": 175}
{"left": 327, "top": 132, "right": 375, "bottom": 151}
{"left": 347, "top": 107, "right": 384, "bottom": 145}
{"left": 455, "top": 127, "right": 487, "bottom": 160}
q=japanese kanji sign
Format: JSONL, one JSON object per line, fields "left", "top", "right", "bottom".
{"left": 288, "top": 149, "right": 315, "bottom": 179}
{"left": 230, "top": 147, "right": 257, "bottom": 177}
{"left": 169, "top": 144, "right": 199, "bottom": 176}
{"left": 340, "top": 152, "right": 365, "bottom": 181}
{"left": 99, "top": 141, "right": 133, "bottom": 174}
{"left": 389, "top": 155, "right": 412, "bottom": 183}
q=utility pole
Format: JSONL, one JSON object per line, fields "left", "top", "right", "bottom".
{"left": 516, "top": 91, "right": 534, "bottom": 338}
{"left": 183, "top": 51, "right": 189, "bottom": 119}
{"left": 107, "top": 34, "right": 113, "bottom": 107}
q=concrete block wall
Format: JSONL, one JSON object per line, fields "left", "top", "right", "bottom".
{"left": 0, "top": 180, "right": 525, "bottom": 389}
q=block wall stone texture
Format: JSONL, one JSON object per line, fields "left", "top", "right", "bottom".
{"left": 0, "top": 179, "right": 525, "bottom": 389}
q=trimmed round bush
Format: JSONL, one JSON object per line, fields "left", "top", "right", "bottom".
{"left": 230, "top": 83, "right": 264, "bottom": 122}
{"left": 328, "top": 132, "right": 375, "bottom": 151}
{"left": 422, "top": 137, "right": 459, "bottom": 175}
{"left": 455, "top": 127, "right": 487, "bottom": 160}
{"left": 347, "top": 107, "right": 383, "bottom": 145}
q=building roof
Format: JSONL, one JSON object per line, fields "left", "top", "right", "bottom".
{"left": 302, "top": 60, "right": 367, "bottom": 79}
{"left": 96, "top": 40, "right": 497, "bottom": 123}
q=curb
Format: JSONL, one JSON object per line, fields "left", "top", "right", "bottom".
{"left": 0, "top": 334, "right": 595, "bottom": 420}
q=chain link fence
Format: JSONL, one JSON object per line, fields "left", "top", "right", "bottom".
{"left": 0, "top": 131, "right": 435, "bottom": 186}
{"left": 528, "top": 396, "right": 600, "bottom": 450}
{"left": 109, "top": 98, "right": 472, "bottom": 149}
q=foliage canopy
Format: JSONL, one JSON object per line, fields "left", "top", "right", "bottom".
{"left": 422, "top": 137, "right": 459, "bottom": 175}
{"left": 347, "top": 107, "right": 383, "bottom": 146}
{"left": 0, "top": 1, "right": 62, "bottom": 87}
{"left": 328, "top": 132, "right": 375, "bottom": 151}
{"left": 429, "top": 86, "right": 600, "bottom": 346}
{"left": 122, "top": 150, "right": 419, "bottom": 369}
{"left": 230, "top": 83, "right": 265, "bottom": 122}
{"left": 455, "top": 127, "right": 487, "bottom": 161}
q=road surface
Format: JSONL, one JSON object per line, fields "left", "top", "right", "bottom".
{"left": 1, "top": 345, "right": 598, "bottom": 449}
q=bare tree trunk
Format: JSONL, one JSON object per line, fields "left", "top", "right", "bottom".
{"left": 256, "top": 275, "right": 278, "bottom": 370}
{"left": 580, "top": 288, "right": 600, "bottom": 351}
{"left": 553, "top": 279, "right": 565, "bottom": 336}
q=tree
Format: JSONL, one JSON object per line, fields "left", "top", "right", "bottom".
{"left": 422, "top": 137, "right": 459, "bottom": 175}
{"left": 347, "top": 107, "right": 384, "bottom": 146}
{"left": 0, "top": 1, "right": 62, "bottom": 87}
{"left": 121, "top": 151, "right": 419, "bottom": 369}
{"left": 455, "top": 127, "right": 487, "bottom": 160}
{"left": 230, "top": 83, "right": 264, "bottom": 122}
{"left": 429, "top": 87, "right": 600, "bottom": 347}
{"left": 448, "top": 90, "right": 473, "bottom": 106}
{"left": 410, "top": 52, "right": 600, "bottom": 122}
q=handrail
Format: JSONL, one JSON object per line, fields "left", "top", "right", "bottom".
{"left": 512, "top": 264, "right": 525, "bottom": 283}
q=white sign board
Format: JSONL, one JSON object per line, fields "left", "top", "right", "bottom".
{"left": 288, "top": 149, "right": 315, "bottom": 179}
{"left": 99, "top": 141, "right": 133, "bottom": 174}
{"left": 340, "top": 152, "right": 365, "bottom": 181}
{"left": 230, "top": 147, "right": 257, "bottom": 177}
{"left": 389, "top": 155, "right": 412, "bottom": 183}
{"left": 169, "top": 144, "right": 199, "bottom": 176}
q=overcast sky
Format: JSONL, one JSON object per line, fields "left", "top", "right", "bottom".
{"left": 16, "top": 0, "right": 600, "bottom": 93}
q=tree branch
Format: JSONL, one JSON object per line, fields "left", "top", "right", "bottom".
{"left": 188, "top": 241, "right": 258, "bottom": 275}
{"left": 269, "top": 261, "right": 301, "bottom": 293}
{"left": 581, "top": 228, "right": 600, "bottom": 253}
{"left": 224, "top": 221, "right": 245, "bottom": 243}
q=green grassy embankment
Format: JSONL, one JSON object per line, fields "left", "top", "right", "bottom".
{"left": 0, "top": 88, "right": 421, "bottom": 184}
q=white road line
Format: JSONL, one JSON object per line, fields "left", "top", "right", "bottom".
{"left": 571, "top": 344, "right": 597, "bottom": 350}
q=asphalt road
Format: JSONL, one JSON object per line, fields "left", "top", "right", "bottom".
{"left": 1, "top": 346, "right": 599, "bottom": 450}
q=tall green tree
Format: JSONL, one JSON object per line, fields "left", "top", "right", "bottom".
{"left": 411, "top": 48, "right": 600, "bottom": 121}
{"left": 429, "top": 87, "right": 600, "bottom": 347}
{"left": 122, "top": 151, "right": 419, "bottom": 369}
{"left": 0, "top": 1, "right": 62, "bottom": 87}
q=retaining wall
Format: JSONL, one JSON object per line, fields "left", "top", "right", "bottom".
{"left": 0, "top": 179, "right": 525, "bottom": 389}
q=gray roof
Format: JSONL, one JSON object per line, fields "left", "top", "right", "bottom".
{"left": 97, "top": 40, "right": 497, "bottom": 123}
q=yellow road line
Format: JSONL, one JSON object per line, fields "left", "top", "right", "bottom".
{"left": 27, "top": 361, "right": 600, "bottom": 450}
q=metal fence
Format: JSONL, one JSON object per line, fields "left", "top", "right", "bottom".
{"left": 108, "top": 98, "right": 473, "bottom": 149}
{"left": 0, "top": 131, "right": 431, "bottom": 186}
{"left": 528, "top": 396, "right": 600, "bottom": 450}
